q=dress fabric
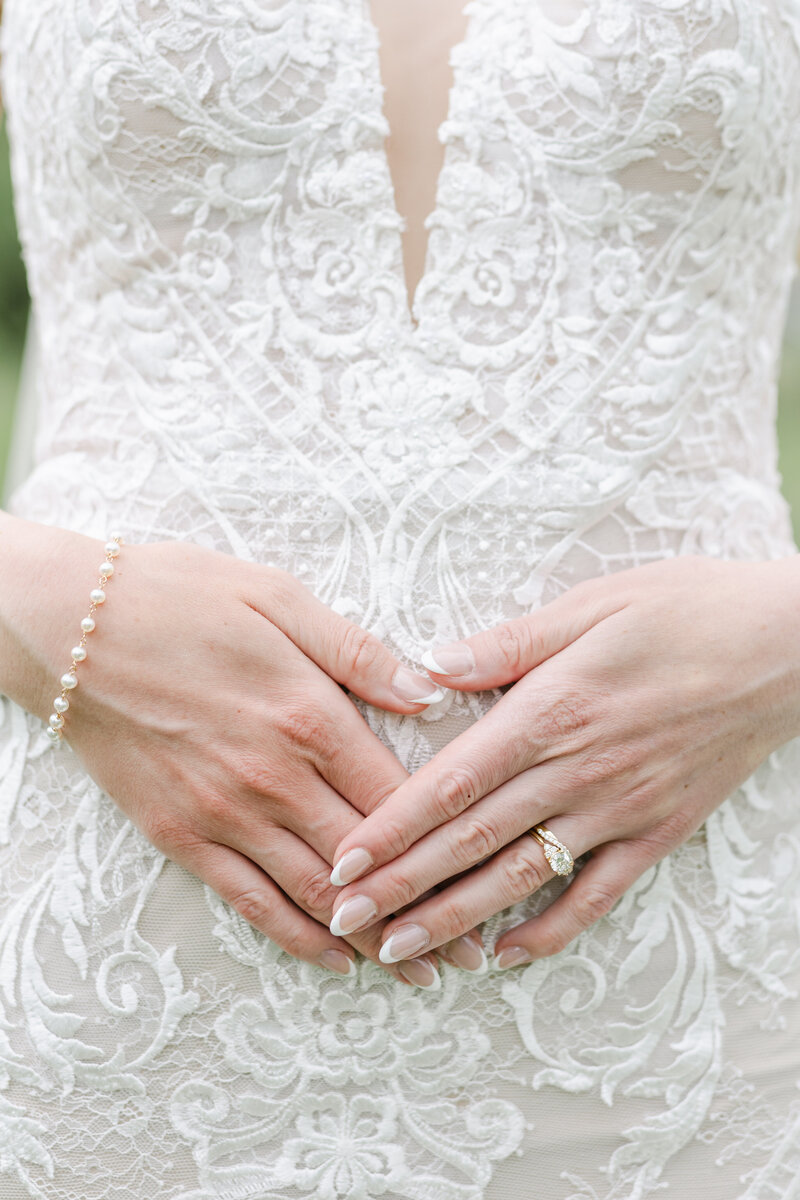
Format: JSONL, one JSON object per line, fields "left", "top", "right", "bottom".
{"left": 2, "top": 1, "right": 800, "bottom": 1196}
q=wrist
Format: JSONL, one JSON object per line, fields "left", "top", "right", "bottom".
{"left": 0, "top": 513, "right": 106, "bottom": 720}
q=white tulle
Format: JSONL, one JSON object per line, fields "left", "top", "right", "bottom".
{"left": 1, "top": 1, "right": 800, "bottom": 1197}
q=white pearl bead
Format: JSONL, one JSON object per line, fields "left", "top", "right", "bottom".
{"left": 54, "top": 696, "right": 69, "bottom": 713}
{"left": 81, "top": 616, "right": 95, "bottom": 633}
{"left": 49, "top": 713, "right": 64, "bottom": 730}
{"left": 61, "top": 672, "right": 78, "bottom": 689}
{"left": 105, "top": 541, "right": 120, "bottom": 557}
{"left": 46, "top": 726, "right": 62, "bottom": 743}
{"left": 99, "top": 561, "right": 114, "bottom": 577}
{"left": 71, "top": 645, "right": 87, "bottom": 662}
{"left": 90, "top": 588, "right": 106, "bottom": 604}
{"left": 108, "top": 530, "right": 123, "bottom": 543}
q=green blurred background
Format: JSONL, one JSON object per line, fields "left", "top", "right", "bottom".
{"left": 0, "top": 116, "right": 798, "bottom": 534}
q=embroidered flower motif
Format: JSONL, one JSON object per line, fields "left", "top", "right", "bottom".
{"left": 592, "top": 246, "right": 644, "bottom": 314}
{"left": 214, "top": 966, "right": 488, "bottom": 1090}
{"left": 274, "top": 1094, "right": 407, "bottom": 1200}
{"left": 336, "top": 361, "right": 482, "bottom": 486}
{"left": 464, "top": 257, "right": 516, "bottom": 307}
{"left": 178, "top": 229, "right": 232, "bottom": 297}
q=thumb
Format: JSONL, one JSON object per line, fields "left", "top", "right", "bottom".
{"left": 248, "top": 567, "right": 446, "bottom": 712}
{"left": 419, "top": 579, "right": 627, "bottom": 690}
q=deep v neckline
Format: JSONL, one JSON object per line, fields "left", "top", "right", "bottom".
{"left": 362, "top": 0, "right": 478, "bottom": 334}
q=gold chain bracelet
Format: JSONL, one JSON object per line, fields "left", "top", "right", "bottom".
{"left": 46, "top": 532, "right": 124, "bottom": 745}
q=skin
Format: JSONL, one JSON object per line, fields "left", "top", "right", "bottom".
{"left": 0, "top": 511, "right": 470, "bottom": 986}
{"left": 328, "top": 554, "right": 800, "bottom": 968}
{"left": 369, "top": 0, "right": 469, "bottom": 324}
{"left": 2, "top": 3, "right": 800, "bottom": 981}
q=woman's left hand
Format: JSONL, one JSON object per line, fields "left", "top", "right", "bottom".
{"left": 327, "top": 554, "right": 800, "bottom": 969}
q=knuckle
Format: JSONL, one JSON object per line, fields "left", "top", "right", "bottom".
{"left": 226, "top": 750, "right": 281, "bottom": 797}
{"left": 424, "top": 893, "right": 469, "bottom": 941}
{"left": 370, "top": 813, "right": 413, "bottom": 860}
{"left": 571, "top": 744, "right": 639, "bottom": 789}
{"left": 140, "top": 811, "right": 193, "bottom": 853}
{"left": 339, "top": 622, "right": 383, "bottom": 676}
{"left": 228, "top": 887, "right": 272, "bottom": 930}
{"left": 572, "top": 882, "right": 620, "bottom": 926}
{"left": 451, "top": 816, "right": 501, "bottom": 867}
{"left": 293, "top": 867, "right": 335, "bottom": 916}
{"left": 502, "top": 846, "right": 548, "bottom": 900}
{"left": 274, "top": 703, "right": 332, "bottom": 755}
{"left": 279, "top": 934, "right": 310, "bottom": 960}
{"left": 382, "top": 869, "right": 424, "bottom": 913}
{"left": 539, "top": 691, "right": 594, "bottom": 742}
{"left": 431, "top": 767, "right": 482, "bottom": 823}
{"left": 647, "top": 808, "right": 696, "bottom": 850}
{"left": 190, "top": 780, "right": 243, "bottom": 833}
{"left": 495, "top": 622, "right": 530, "bottom": 675}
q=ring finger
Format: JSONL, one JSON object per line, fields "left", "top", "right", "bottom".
{"left": 329, "top": 760, "right": 570, "bottom": 927}
{"left": 362, "top": 814, "right": 598, "bottom": 964}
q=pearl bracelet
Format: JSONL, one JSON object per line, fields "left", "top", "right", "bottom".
{"left": 46, "top": 532, "right": 124, "bottom": 745}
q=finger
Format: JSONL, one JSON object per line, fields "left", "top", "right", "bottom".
{"left": 436, "top": 929, "right": 488, "bottom": 973}
{"left": 244, "top": 567, "right": 445, "bottom": 712}
{"left": 172, "top": 836, "right": 358, "bottom": 974}
{"left": 395, "top": 885, "right": 487, "bottom": 975}
{"left": 419, "top": 579, "right": 628, "bottom": 690}
{"left": 329, "top": 686, "right": 564, "bottom": 883}
{"left": 329, "top": 761, "right": 561, "bottom": 919}
{"left": 234, "top": 602, "right": 411, "bottom": 814}
{"left": 366, "top": 817, "right": 597, "bottom": 963}
{"left": 304, "top": 668, "right": 412, "bottom": 815}
{"left": 491, "top": 838, "right": 652, "bottom": 967}
{"left": 232, "top": 814, "right": 442, "bottom": 987}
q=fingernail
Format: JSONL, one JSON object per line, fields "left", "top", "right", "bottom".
{"left": 317, "top": 949, "right": 357, "bottom": 976}
{"left": 420, "top": 642, "right": 475, "bottom": 677}
{"left": 493, "top": 945, "right": 531, "bottom": 970}
{"left": 397, "top": 957, "right": 441, "bottom": 989}
{"left": 330, "top": 895, "right": 378, "bottom": 936}
{"left": 379, "top": 923, "right": 431, "bottom": 963}
{"left": 443, "top": 935, "right": 488, "bottom": 973}
{"left": 391, "top": 665, "right": 445, "bottom": 705}
{"left": 330, "top": 847, "right": 373, "bottom": 887}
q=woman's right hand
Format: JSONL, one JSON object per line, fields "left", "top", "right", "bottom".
{"left": 0, "top": 515, "right": 448, "bottom": 984}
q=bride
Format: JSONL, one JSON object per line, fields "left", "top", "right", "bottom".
{"left": 1, "top": 1, "right": 800, "bottom": 1197}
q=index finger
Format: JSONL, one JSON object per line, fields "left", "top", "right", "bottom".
{"left": 329, "top": 678, "right": 556, "bottom": 885}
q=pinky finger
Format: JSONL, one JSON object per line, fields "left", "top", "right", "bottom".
{"left": 177, "top": 838, "right": 359, "bottom": 977}
{"left": 492, "top": 840, "right": 650, "bottom": 968}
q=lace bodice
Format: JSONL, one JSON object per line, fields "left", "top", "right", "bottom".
{"left": 1, "top": 2, "right": 800, "bottom": 1197}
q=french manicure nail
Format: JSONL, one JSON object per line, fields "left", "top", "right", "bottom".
{"left": 494, "top": 945, "right": 531, "bottom": 970}
{"left": 420, "top": 642, "right": 475, "bottom": 677}
{"left": 317, "top": 949, "right": 357, "bottom": 976}
{"left": 330, "top": 847, "right": 374, "bottom": 886}
{"left": 379, "top": 923, "right": 431, "bottom": 963}
{"left": 397, "top": 957, "right": 441, "bottom": 989}
{"left": 330, "top": 895, "right": 378, "bottom": 936}
{"left": 444, "top": 935, "right": 488, "bottom": 973}
{"left": 391, "top": 665, "right": 445, "bottom": 705}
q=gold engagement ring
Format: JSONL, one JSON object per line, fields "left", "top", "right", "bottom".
{"left": 528, "top": 824, "right": 575, "bottom": 876}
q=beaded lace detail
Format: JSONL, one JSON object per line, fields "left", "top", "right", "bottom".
{"left": 1, "top": 1, "right": 800, "bottom": 1196}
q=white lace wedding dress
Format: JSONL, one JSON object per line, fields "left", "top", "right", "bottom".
{"left": 2, "top": 1, "right": 800, "bottom": 1197}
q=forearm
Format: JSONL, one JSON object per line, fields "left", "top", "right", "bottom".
{"left": 757, "top": 552, "right": 800, "bottom": 744}
{"left": 0, "top": 509, "right": 102, "bottom": 719}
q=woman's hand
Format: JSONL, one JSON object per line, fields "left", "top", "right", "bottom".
{"left": 0, "top": 514, "right": 452, "bottom": 985}
{"left": 327, "top": 554, "right": 800, "bottom": 968}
